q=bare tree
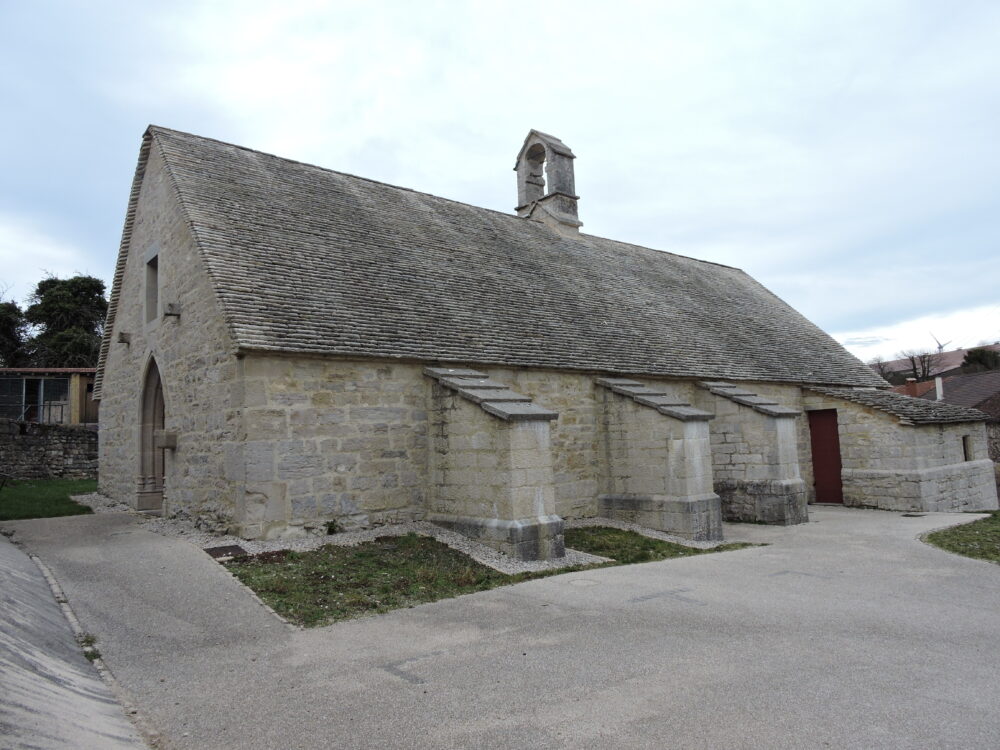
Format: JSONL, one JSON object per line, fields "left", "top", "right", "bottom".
{"left": 867, "top": 356, "right": 894, "bottom": 380}
{"left": 896, "top": 349, "right": 941, "bottom": 381}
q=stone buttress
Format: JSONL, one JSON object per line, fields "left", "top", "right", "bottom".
{"left": 425, "top": 367, "right": 565, "bottom": 560}
{"left": 697, "top": 382, "right": 807, "bottom": 525}
{"left": 595, "top": 379, "right": 722, "bottom": 541}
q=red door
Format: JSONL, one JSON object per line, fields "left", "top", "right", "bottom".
{"left": 807, "top": 409, "right": 843, "bottom": 504}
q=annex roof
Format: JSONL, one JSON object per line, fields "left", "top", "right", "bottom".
{"left": 98, "top": 126, "right": 889, "bottom": 394}
{"left": 920, "top": 370, "right": 1000, "bottom": 414}
{"left": 807, "top": 387, "right": 989, "bottom": 425}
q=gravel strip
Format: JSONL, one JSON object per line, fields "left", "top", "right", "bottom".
{"left": 71, "top": 493, "right": 608, "bottom": 574}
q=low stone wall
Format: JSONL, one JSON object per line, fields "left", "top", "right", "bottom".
{"left": 986, "top": 423, "right": 1000, "bottom": 492}
{"left": 842, "top": 460, "right": 996, "bottom": 512}
{"left": 0, "top": 419, "right": 98, "bottom": 479}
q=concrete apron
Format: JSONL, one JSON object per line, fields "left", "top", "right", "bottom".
{"left": 0, "top": 533, "right": 147, "bottom": 749}
{"left": 3, "top": 507, "right": 1000, "bottom": 750}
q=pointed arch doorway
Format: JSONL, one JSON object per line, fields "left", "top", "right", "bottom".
{"left": 138, "top": 359, "right": 165, "bottom": 511}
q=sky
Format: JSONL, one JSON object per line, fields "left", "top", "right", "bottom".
{"left": 1, "top": 0, "right": 998, "bottom": 363}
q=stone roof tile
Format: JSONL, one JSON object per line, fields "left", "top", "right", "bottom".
{"left": 807, "top": 387, "right": 989, "bottom": 424}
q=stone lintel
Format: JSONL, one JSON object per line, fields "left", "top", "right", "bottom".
{"left": 423, "top": 366, "right": 488, "bottom": 379}
{"left": 482, "top": 401, "right": 559, "bottom": 421}
{"left": 456, "top": 388, "right": 532, "bottom": 404}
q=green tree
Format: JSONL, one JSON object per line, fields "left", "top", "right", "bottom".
{"left": 962, "top": 347, "right": 1000, "bottom": 373}
{"left": 0, "top": 300, "right": 28, "bottom": 366}
{"left": 23, "top": 275, "right": 108, "bottom": 367}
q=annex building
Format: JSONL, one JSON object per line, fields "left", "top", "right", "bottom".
{"left": 96, "top": 127, "right": 998, "bottom": 559}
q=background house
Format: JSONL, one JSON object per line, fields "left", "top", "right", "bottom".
{"left": 875, "top": 344, "right": 1000, "bottom": 384}
{"left": 0, "top": 368, "right": 98, "bottom": 425}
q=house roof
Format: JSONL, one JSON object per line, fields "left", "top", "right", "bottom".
{"left": 807, "top": 387, "right": 989, "bottom": 425}
{"left": 919, "top": 370, "right": 1000, "bottom": 416}
{"left": 876, "top": 344, "right": 1000, "bottom": 378}
{"left": 97, "top": 126, "right": 888, "bottom": 395}
{"left": 891, "top": 380, "right": 937, "bottom": 398}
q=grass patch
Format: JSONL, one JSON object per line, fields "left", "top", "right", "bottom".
{"left": 227, "top": 527, "right": 757, "bottom": 627}
{"left": 0, "top": 479, "right": 96, "bottom": 521}
{"left": 564, "top": 526, "right": 754, "bottom": 564}
{"left": 925, "top": 511, "right": 1000, "bottom": 564}
{"left": 227, "top": 534, "right": 553, "bottom": 627}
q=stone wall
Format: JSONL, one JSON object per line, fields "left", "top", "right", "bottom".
{"left": 99, "top": 143, "right": 244, "bottom": 531}
{"left": 985, "top": 421, "right": 1000, "bottom": 462}
{"left": 987, "top": 422, "right": 1000, "bottom": 492}
{"left": 0, "top": 419, "right": 97, "bottom": 479}
{"left": 233, "top": 357, "right": 429, "bottom": 539}
{"left": 481, "top": 367, "right": 601, "bottom": 519}
{"left": 802, "top": 393, "right": 997, "bottom": 512}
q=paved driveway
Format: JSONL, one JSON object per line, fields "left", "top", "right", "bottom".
{"left": 5, "top": 507, "right": 1000, "bottom": 749}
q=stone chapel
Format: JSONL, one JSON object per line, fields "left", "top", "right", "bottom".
{"left": 96, "top": 127, "right": 998, "bottom": 559}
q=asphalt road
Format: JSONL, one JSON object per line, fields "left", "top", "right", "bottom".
{"left": 5, "top": 507, "right": 999, "bottom": 749}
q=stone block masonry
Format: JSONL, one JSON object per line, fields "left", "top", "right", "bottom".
{"left": 0, "top": 419, "right": 98, "bottom": 479}
{"left": 695, "top": 382, "right": 808, "bottom": 525}
{"left": 233, "top": 357, "right": 433, "bottom": 539}
{"left": 803, "top": 392, "right": 998, "bottom": 512}
{"left": 425, "top": 367, "right": 564, "bottom": 561}
{"left": 594, "top": 378, "right": 722, "bottom": 541}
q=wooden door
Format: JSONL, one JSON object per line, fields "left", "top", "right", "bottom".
{"left": 807, "top": 409, "right": 843, "bottom": 504}
{"left": 138, "top": 360, "right": 165, "bottom": 511}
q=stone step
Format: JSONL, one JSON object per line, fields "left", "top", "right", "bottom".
{"left": 595, "top": 378, "right": 712, "bottom": 422}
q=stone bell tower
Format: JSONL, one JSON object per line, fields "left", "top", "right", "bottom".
{"left": 514, "top": 130, "right": 582, "bottom": 233}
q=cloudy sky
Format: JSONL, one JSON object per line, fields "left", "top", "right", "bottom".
{"left": 1, "top": 1, "right": 998, "bottom": 362}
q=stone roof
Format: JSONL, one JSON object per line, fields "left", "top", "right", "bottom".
{"left": 807, "top": 387, "right": 989, "bottom": 425}
{"left": 97, "top": 126, "right": 889, "bottom": 394}
{"left": 920, "top": 370, "right": 1000, "bottom": 418}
